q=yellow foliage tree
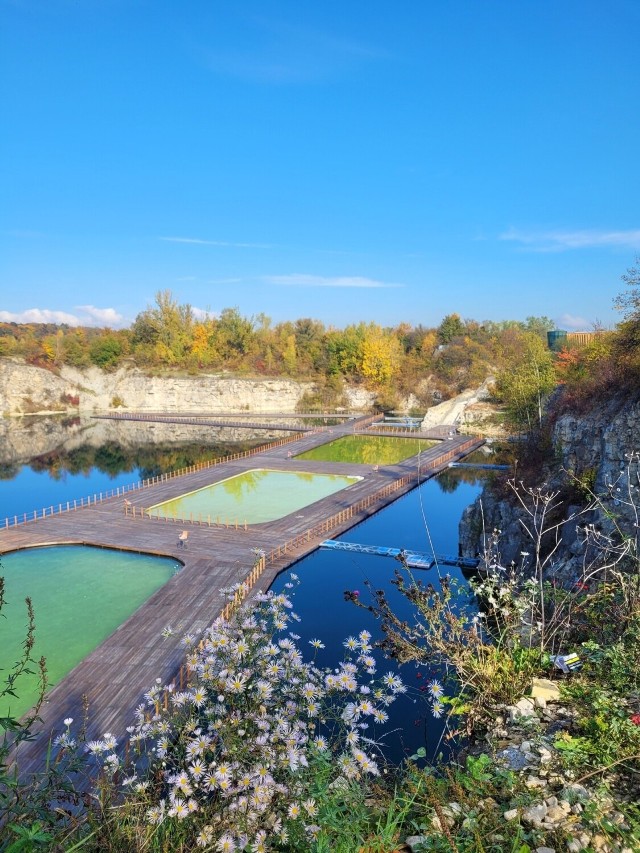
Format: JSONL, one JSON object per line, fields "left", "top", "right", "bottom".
{"left": 190, "top": 321, "right": 217, "bottom": 366}
{"left": 360, "top": 326, "right": 403, "bottom": 386}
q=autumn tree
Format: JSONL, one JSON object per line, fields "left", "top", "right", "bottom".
{"left": 360, "top": 324, "right": 403, "bottom": 387}
{"left": 131, "top": 290, "right": 194, "bottom": 364}
{"left": 189, "top": 320, "right": 218, "bottom": 367}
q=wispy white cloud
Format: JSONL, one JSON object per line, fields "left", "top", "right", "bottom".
{"left": 0, "top": 308, "right": 83, "bottom": 325}
{"left": 555, "top": 313, "right": 592, "bottom": 331}
{"left": 0, "top": 306, "right": 126, "bottom": 328}
{"left": 192, "top": 307, "right": 218, "bottom": 321}
{"left": 76, "top": 305, "right": 126, "bottom": 327}
{"left": 4, "top": 229, "right": 45, "bottom": 238}
{"left": 500, "top": 227, "right": 640, "bottom": 252}
{"left": 160, "top": 236, "right": 273, "bottom": 249}
{"left": 198, "top": 16, "right": 387, "bottom": 85}
{"left": 263, "top": 274, "right": 403, "bottom": 289}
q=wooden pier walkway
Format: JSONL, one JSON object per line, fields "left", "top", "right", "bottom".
{"left": 93, "top": 412, "right": 319, "bottom": 432}
{"left": 1, "top": 416, "right": 482, "bottom": 776}
{"left": 96, "top": 410, "right": 361, "bottom": 420}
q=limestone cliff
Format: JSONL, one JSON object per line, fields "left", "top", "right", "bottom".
{"left": 459, "top": 393, "right": 640, "bottom": 582}
{"left": 0, "top": 359, "right": 320, "bottom": 416}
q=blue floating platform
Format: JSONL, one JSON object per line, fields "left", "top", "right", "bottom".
{"left": 319, "top": 540, "right": 479, "bottom": 570}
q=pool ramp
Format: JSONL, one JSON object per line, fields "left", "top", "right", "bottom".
{"left": 319, "top": 539, "right": 479, "bottom": 570}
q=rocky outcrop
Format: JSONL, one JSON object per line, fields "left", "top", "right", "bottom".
{"left": 420, "top": 379, "right": 493, "bottom": 430}
{"left": 0, "top": 358, "right": 389, "bottom": 417}
{"left": 0, "top": 359, "right": 318, "bottom": 416}
{"left": 459, "top": 393, "right": 640, "bottom": 581}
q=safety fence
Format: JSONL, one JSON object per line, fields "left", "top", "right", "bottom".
{"left": 2, "top": 432, "right": 306, "bottom": 530}
{"left": 144, "top": 436, "right": 481, "bottom": 698}
{"left": 131, "top": 438, "right": 479, "bottom": 533}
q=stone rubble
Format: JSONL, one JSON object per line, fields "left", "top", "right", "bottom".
{"left": 403, "top": 683, "right": 638, "bottom": 853}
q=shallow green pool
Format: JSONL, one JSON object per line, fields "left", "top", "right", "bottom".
{"left": 146, "top": 468, "right": 362, "bottom": 524}
{"left": 295, "top": 435, "right": 437, "bottom": 465}
{"left": 0, "top": 545, "right": 179, "bottom": 719}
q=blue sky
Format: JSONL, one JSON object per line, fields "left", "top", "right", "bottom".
{"left": 1, "top": 0, "right": 639, "bottom": 331}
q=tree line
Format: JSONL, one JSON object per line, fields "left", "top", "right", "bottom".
{"left": 0, "top": 290, "right": 557, "bottom": 409}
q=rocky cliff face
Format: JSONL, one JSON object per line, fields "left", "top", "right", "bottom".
{"left": 459, "top": 394, "right": 640, "bottom": 582}
{"left": 0, "top": 359, "right": 319, "bottom": 415}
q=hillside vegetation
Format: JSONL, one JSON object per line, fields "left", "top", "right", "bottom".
{"left": 0, "top": 294, "right": 556, "bottom": 410}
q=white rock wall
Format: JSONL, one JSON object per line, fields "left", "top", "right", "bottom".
{"left": 0, "top": 359, "right": 315, "bottom": 415}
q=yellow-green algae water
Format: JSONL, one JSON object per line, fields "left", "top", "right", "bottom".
{"left": 295, "top": 435, "right": 437, "bottom": 465}
{"left": 146, "top": 468, "right": 362, "bottom": 524}
{"left": 0, "top": 545, "right": 179, "bottom": 719}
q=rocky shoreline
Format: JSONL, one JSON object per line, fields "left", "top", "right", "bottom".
{"left": 401, "top": 678, "right": 637, "bottom": 852}
{"left": 459, "top": 393, "right": 640, "bottom": 581}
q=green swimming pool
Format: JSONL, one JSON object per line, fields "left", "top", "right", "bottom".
{"left": 146, "top": 468, "right": 362, "bottom": 524}
{"left": 0, "top": 545, "right": 179, "bottom": 720}
{"left": 295, "top": 435, "right": 437, "bottom": 465}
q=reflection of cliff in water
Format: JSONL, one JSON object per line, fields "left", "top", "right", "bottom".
{"left": 0, "top": 416, "right": 273, "bottom": 478}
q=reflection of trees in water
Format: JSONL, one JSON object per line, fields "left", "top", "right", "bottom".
{"left": 434, "top": 466, "right": 495, "bottom": 494}
{"left": 0, "top": 463, "right": 20, "bottom": 480}
{"left": 94, "top": 443, "right": 133, "bottom": 476}
{"left": 29, "top": 453, "right": 66, "bottom": 479}
{"left": 301, "top": 435, "right": 436, "bottom": 465}
{"left": 222, "top": 469, "right": 263, "bottom": 498}
{"left": 21, "top": 441, "right": 262, "bottom": 482}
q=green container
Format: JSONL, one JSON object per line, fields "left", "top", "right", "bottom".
{"left": 547, "top": 330, "right": 567, "bottom": 351}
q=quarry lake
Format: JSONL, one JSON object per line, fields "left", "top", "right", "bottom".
{"left": 0, "top": 418, "right": 499, "bottom": 760}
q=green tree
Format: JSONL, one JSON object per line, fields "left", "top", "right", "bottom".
{"left": 89, "top": 334, "right": 123, "bottom": 369}
{"left": 495, "top": 332, "right": 556, "bottom": 430}
{"left": 524, "top": 315, "right": 555, "bottom": 339}
{"left": 437, "top": 313, "right": 465, "bottom": 344}
{"left": 214, "top": 307, "right": 255, "bottom": 361}
{"left": 614, "top": 255, "right": 640, "bottom": 321}
{"left": 326, "top": 325, "right": 365, "bottom": 377}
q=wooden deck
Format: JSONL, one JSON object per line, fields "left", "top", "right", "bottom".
{"left": 1, "top": 417, "right": 482, "bottom": 775}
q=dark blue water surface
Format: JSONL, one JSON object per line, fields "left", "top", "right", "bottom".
{"left": 270, "top": 475, "right": 486, "bottom": 765}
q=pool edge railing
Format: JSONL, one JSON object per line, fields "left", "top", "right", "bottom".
{"left": 1, "top": 432, "right": 307, "bottom": 530}
{"left": 125, "top": 437, "right": 481, "bottom": 531}
{"left": 171, "top": 435, "right": 481, "bottom": 690}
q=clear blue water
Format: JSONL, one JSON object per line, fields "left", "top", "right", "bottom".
{"left": 270, "top": 475, "right": 484, "bottom": 764}
{"left": 1, "top": 466, "right": 146, "bottom": 521}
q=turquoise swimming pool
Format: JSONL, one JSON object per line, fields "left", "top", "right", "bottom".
{"left": 146, "top": 468, "right": 362, "bottom": 524}
{"left": 0, "top": 545, "right": 179, "bottom": 720}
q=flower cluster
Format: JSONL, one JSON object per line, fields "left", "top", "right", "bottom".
{"left": 110, "top": 577, "right": 404, "bottom": 850}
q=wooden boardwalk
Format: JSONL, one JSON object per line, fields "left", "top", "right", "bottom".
{"left": 93, "top": 413, "right": 319, "bottom": 432}
{"left": 95, "top": 410, "right": 360, "bottom": 420}
{"left": 1, "top": 417, "right": 482, "bottom": 775}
